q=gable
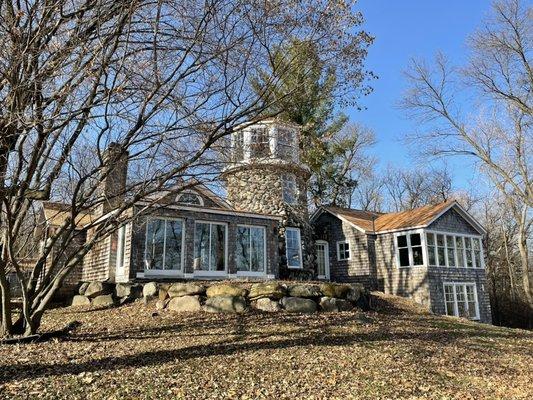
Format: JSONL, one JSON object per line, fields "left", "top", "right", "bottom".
{"left": 427, "top": 207, "right": 482, "bottom": 235}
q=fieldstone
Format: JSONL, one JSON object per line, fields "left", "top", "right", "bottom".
{"left": 71, "top": 295, "right": 91, "bottom": 306}
{"left": 280, "top": 297, "right": 317, "bottom": 313}
{"left": 248, "top": 282, "right": 286, "bottom": 300}
{"left": 253, "top": 298, "right": 281, "bottom": 312}
{"left": 156, "top": 299, "right": 169, "bottom": 310}
{"left": 319, "top": 297, "right": 354, "bottom": 312}
{"left": 168, "top": 283, "right": 205, "bottom": 297}
{"left": 346, "top": 283, "right": 365, "bottom": 303}
{"left": 143, "top": 282, "right": 158, "bottom": 298}
{"left": 288, "top": 284, "right": 322, "bottom": 298}
{"left": 204, "top": 296, "right": 247, "bottom": 313}
{"left": 206, "top": 284, "right": 247, "bottom": 298}
{"left": 92, "top": 294, "right": 115, "bottom": 307}
{"left": 115, "top": 283, "right": 142, "bottom": 299}
{"left": 78, "top": 282, "right": 90, "bottom": 295}
{"left": 84, "top": 282, "right": 112, "bottom": 298}
{"left": 158, "top": 288, "right": 169, "bottom": 301}
{"left": 319, "top": 283, "right": 350, "bottom": 299}
{"left": 168, "top": 295, "right": 202, "bottom": 312}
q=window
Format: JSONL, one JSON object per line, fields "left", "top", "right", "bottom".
{"left": 233, "top": 130, "right": 244, "bottom": 161}
{"left": 337, "top": 241, "right": 350, "bottom": 261}
{"left": 427, "top": 233, "right": 436, "bottom": 266}
{"left": 396, "top": 232, "right": 424, "bottom": 267}
{"left": 443, "top": 283, "right": 479, "bottom": 319}
{"left": 249, "top": 127, "right": 270, "bottom": 158}
{"left": 473, "top": 238, "right": 482, "bottom": 268}
{"left": 446, "top": 235, "right": 456, "bottom": 267}
{"left": 116, "top": 225, "right": 127, "bottom": 270}
{"left": 465, "top": 237, "right": 473, "bottom": 268}
{"left": 277, "top": 128, "right": 296, "bottom": 161}
{"left": 426, "top": 232, "right": 483, "bottom": 269}
{"left": 316, "top": 241, "right": 329, "bottom": 279}
{"left": 145, "top": 219, "right": 184, "bottom": 272}
{"left": 236, "top": 225, "right": 266, "bottom": 273}
{"left": 282, "top": 174, "right": 297, "bottom": 204}
{"left": 436, "top": 234, "right": 446, "bottom": 267}
{"left": 177, "top": 192, "right": 203, "bottom": 206}
{"left": 285, "top": 227, "right": 302, "bottom": 269}
{"left": 194, "top": 222, "right": 227, "bottom": 272}
{"left": 456, "top": 236, "right": 465, "bottom": 267}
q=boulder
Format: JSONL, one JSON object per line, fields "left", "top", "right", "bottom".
{"left": 167, "top": 295, "right": 202, "bottom": 312}
{"left": 155, "top": 299, "right": 169, "bottom": 310}
{"left": 143, "top": 282, "right": 158, "bottom": 298}
{"left": 346, "top": 283, "right": 365, "bottom": 303}
{"left": 319, "top": 283, "right": 350, "bottom": 299}
{"left": 280, "top": 297, "right": 317, "bottom": 313}
{"left": 206, "top": 284, "right": 247, "bottom": 298}
{"left": 168, "top": 283, "right": 205, "bottom": 297}
{"left": 71, "top": 295, "right": 91, "bottom": 306}
{"left": 204, "top": 296, "right": 247, "bottom": 313}
{"left": 319, "top": 297, "right": 354, "bottom": 312}
{"left": 249, "top": 282, "right": 286, "bottom": 300}
{"left": 92, "top": 294, "right": 115, "bottom": 307}
{"left": 115, "top": 283, "right": 142, "bottom": 299}
{"left": 288, "top": 284, "right": 322, "bottom": 298}
{"left": 84, "top": 282, "right": 112, "bottom": 298}
{"left": 158, "top": 287, "right": 169, "bottom": 301}
{"left": 253, "top": 298, "right": 281, "bottom": 312}
{"left": 78, "top": 282, "right": 90, "bottom": 296}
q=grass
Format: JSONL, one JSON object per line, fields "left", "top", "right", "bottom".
{"left": 0, "top": 292, "right": 532, "bottom": 399}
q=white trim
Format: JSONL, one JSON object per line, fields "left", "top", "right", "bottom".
{"left": 311, "top": 207, "right": 367, "bottom": 233}
{"left": 235, "top": 224, "right": 267, "bottom": 275}
{"left": 443, "top": 281, "right": 480, "bottom": 320}
{"left": 425, "top": 230, "right": 484, "bottom": 269}
{"left": 336, "top": 240, "right": 351, "bottom": 261}
{"left": 315, "top": 240, "right": 330, "bottom": 280}
{"left": 143, "top": 217, "right": 186, "bottom": 276}
{"left": 393, "top": 229, "right": 426, "bottom": 268}
{"left": 115, "top": 224, "right": 127, "bottom": 276}
{"left": 285, "top": 227, "right": 303, "bottom": 269}
{"left": 193, "top": 220, "right": 228, "bottom": 274}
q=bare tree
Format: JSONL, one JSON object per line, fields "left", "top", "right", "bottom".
{"left": 402, "top": 0, "right": 532, "bottom": 306}
{"left": 0, "top": 0, "right": 373, "bottom": 337}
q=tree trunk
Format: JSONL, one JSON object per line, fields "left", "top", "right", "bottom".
{"left": 517, "top": 206, "right": 532, "bottom": 307}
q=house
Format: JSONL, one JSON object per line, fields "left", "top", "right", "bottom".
{"left": 38, "top": 119, "right": 491, "bottom": 323}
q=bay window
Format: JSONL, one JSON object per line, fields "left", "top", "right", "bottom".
{"left": 194, "top": 222, "right": 227, "bottom": 273}
{"left": 144, "top": 219, "right": 184, "bottom": 273}
{"left": 285, "top": 227, "right": 302, "bottom": 269}
{"left": 444, "top": 283, "right": 479, "bottom": 319}
{"left": 236, "top": 225, "right": 266, "bottom": 273}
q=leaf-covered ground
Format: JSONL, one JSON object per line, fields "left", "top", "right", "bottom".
{"left": 1, "top": 293, "right": 532, "bottom": 400}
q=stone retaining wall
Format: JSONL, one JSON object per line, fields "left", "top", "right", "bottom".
{"left": 70, "top": 281, "right": 369, "bottom": 314}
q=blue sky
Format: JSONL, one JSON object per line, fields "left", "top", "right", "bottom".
{"left": 350, "top": 0, "right": 492, "bottom": 189}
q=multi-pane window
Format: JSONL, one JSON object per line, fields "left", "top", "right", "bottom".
{"left": 249, "top": 127, "right": 270, "bottom": 158}
{"left": 436, "top": 234, "right": 446, "bottom": 267}
{"left": 282, "top": 174, "right": 297, "bottom": 204}
{"left": 465, "top": 237, "right": 473, "bottom": 268}
{"left": 456, "top": 237, "right": 465, "bottom": 267}
{"left": 177, "top": 192, "right": 202, "bottom": 206}
{"left": 426, "top": 232, "right": 483, "bottom": 269}
{"left": 427, "top": 233, "right": 436, "bottom": 265}
{"left": 446, "top": 235, "right": 456, "bottom": 267}
{"left": 194, "top": 222, "right": 227, "bottom": 272}
{"left": 236, "top": 225, "right": 266, "bottom": 273}
{"left": 233, "top": 130, "right": 244, "bottom": 161}
{"left": 443, "top": 283, "right": 479, "bottom": 319}
{"left": 396, "top": 233, "right": 424, "bottom": 267}
{"left": 285, "top": 227, "right": 302, "bottom": 269}
{"left": 145, "top": 219, "right": 184, "bottom": 271}
{"left": 277, "top": 128, "right": 296, "bottom": 161}
{"left": 337, "top": 241, "right": 350, "bottom": 261}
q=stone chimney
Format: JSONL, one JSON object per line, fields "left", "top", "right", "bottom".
{"left": 97, "top": 143, "right": 128, "bottom": 216}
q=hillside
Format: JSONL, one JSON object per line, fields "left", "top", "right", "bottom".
{"left": 1, "top": 293, "right": 532, "bottom": 400}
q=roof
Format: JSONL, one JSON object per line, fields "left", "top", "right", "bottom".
{"left": 146, "top": 180, "right": 233, "bottom": 210}
{"left": 313, "top": 200, "right": 485, "bottom": 235}
{"left": 42, "top": 202, "right": 95, "bottom": 228}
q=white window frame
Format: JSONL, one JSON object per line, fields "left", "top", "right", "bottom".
{"left": 116, "top": 224, "right": 127, "bottom": 271}
{"left": 235, "top": 224, "right": 267, "bottom": 277}
{"left": 193, "top": 220, "right": 228, "bottom": 276}
{"left": 176, "top": 190, "right": 204, "bottom": 206}
{"left": 281, "top": 173, "right": 298, "bottom": 205}
{"left": 394, "top": 229, "right": 426, "bottom": 268}
{"left": 425, "top": 230, "right": 484, "bottom": 269}
{"left": 285, "top": 227, "right": 303, "bottom": 269}
{"left": 316, "top": 240, "right": 330, "bottom": 280}
{"left": 336, "top": 241, "right": 351, "bottom": 261}
{"left": 443, "top": 282, "right": 480, "bottom": 320}
{"left": 143, "top": 217, "right": 186, "bottom": 277}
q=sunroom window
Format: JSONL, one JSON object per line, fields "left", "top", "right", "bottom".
{"left": 249, "top": 127, "right": 270, "bottom": 158}
{"left": 236, "top": 225, "right": 266, "bottom": 273}
{"left": 194, "top": 222, "right": 227, "bottom": 272}
{"left": 145, "top": 219, "right": 184, "bottom": 272}
{"left": 396, "top": 233, "right": 424, "bottom": 267}
{"left": 277, "top": 128, "right": 296, "bottom": 161}
{"left": 426, "top": 232, "right": 483, "bottom": 269}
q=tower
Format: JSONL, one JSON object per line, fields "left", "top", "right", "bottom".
{"left": 221, "top": 119, "right": 314, "bottom": 278}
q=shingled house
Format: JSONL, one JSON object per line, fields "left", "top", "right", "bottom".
{"left": 38, "top": 119, "right": 491, "bottom": 323}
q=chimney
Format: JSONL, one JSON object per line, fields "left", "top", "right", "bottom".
{"left": 97, "top": 143, "right": 128, "bottom": 215}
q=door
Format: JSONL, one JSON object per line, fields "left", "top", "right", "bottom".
{"left": 315, "top": 240, "right": 330, "bottom": 280}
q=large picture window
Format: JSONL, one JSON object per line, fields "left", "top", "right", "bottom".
{"left": 285, "top": 227, "right": 302, "bottom": 269}
{"left": 444, "top": 283, "right": 479, "bottom": 319}
{"left": 145, "top": 219, "right": 184, "bottom": 272}
{"left": 194, "top": 222, "right": 227, "bottom": 272}
{"left": 236, "top": 225, "right": 266, "bottom": 273}
{"left": 426, "top": 232, "right": 483, "bottom": 269}
{"left": 396, "top": 232, "right": 424, "bottom": 267}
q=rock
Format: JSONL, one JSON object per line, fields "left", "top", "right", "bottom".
{"left": 84, "top": 282, "right": 112, "bottom": 298}
{"left": 346, "top": 283, "right": 365, "bottom": 303}
{"left": 78, "top": 282, "right": 90, "bottom": 295}
{"left": 71, "top": 295, "right": 91, "bottom": 306}
{"left": 206, "top": 284, "right": 247, "bottom": 298}
{"left": 253, "top": 298, "right": 281, "bottom": 312}
{"left": 319, "top": 283, "right": 350, "bottom": 299}
{"left": 288, "top": 284, "right": 322, "bottom": 298}
{"left": 167, "top": 295, "right": 202, "bottom": 312}
{"left": 143, "top": 282, "right": 158, "bottom": 298}
{"left": 156, "top": 299, "right": 169, "bottom": 310}
{"left": 168, "top": 283, "right": 205, "bottom": 297}
{"left": 248, "top": 282, "right": 286, "bottom": 300}
{"left": 280, "top": 297, "right": 317, "bottom": 313}
{"left": 158, "top": 287, "right": 169, "bottom": 301}
{"left": 204, "top": 296, "right": 247, "bottom": 313}
{"left": 319, "top": 297, "right": 354, "bottom": 312}
{"left": 115, "top": 283, "right": 142, "bottom": 299}
{"left": 92, "top": 294, "right": 115, "bottom": 307}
